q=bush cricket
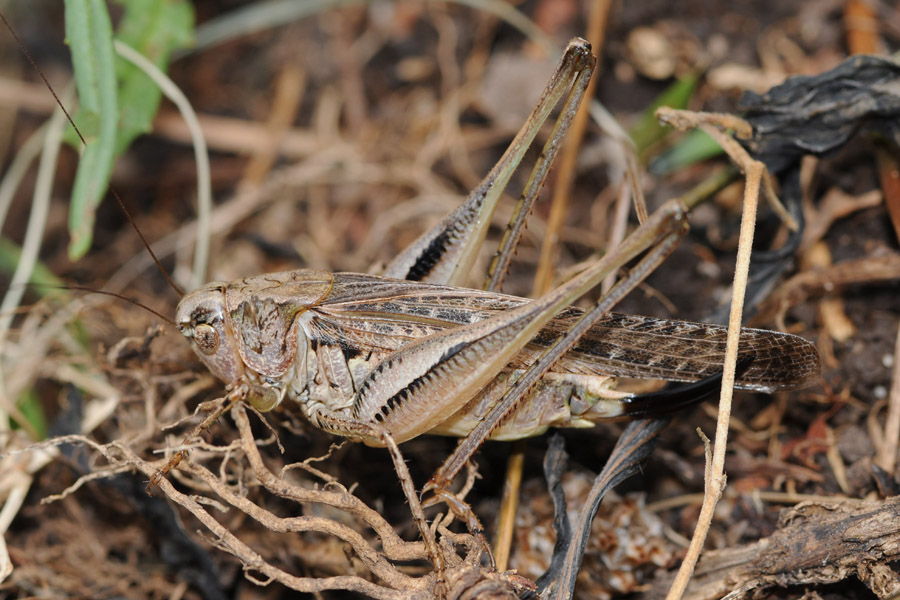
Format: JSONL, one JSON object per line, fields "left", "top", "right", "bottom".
{"left": 150, "top": 38, "right": 821, "bottom": 585}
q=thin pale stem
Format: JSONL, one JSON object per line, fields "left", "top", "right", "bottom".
{"left": 492, "top": 440, "right": 524, "bottom": 571}
{"left": 114, "top": 40, "right": 211, "bottom": 290}
{"left": 381, "top": 431, "right": 448, "bottom": 597}
{"left": 876, "top": 322, "right": 900, "bottom": 474}
{"left": 0, "top": 98, "right": 67, "bottom": 439}
{"left": 665, "top": 160, "right": 760, "bottom": 600}
{"left": 656, "top": 107, "right": 796, "bottom": 231}
{"left": 532, "top": 0, "right": 612, "bottom": 296}
{"left": 120, "top": 443, "right": 417, "bottom": 599}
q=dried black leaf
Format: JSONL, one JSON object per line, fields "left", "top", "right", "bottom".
{"left": 740, "top": 55, "right": 900, "bottom": 174}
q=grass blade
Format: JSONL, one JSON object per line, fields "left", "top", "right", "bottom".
{"left": 65, "top": 0, "right": 118, "bottom": 259}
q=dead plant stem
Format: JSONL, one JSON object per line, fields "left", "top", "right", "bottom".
{"left": 665, "top": 160, "right": 761, "bottom": 600}
{"left": 532, "top": 0, "right": 612, "bottom": 296}
{"left": 877, "top": 322, "right": 900, "bottom": 474}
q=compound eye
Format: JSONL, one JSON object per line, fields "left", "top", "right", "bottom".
{"left": 193, "top": 323, "right": 220, "bottom": 355}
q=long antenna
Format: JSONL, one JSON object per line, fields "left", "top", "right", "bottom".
{"left": 1, "top": 12, "right": 185, "bottom": 298}
{"left": 44, "top": 284, "right": 176, "bottom": 326}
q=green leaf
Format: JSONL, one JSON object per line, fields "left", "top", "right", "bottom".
{"left": 63, "top": 0, "right": 195, "bottom": 260}
{"left": 648, "top": 128, "right": 725, "bottom": 176}
{"left": 113, "top": 0, "right": 195, "bottom": 153}
{"left": 0, "top": 236, "right": 65, "bottom": 293}
{"left": 629, "top": 72, "right": 700, "bottom": 158}
{"left": 15, "top": 388, "right": 48, "bottom": 440}
{"left": 65, "top": 0, "right": 119, "bottom": 260}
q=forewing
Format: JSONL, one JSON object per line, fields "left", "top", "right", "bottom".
{"left": 314, "top": 273, "right": 819, "bottom": 393}
{"left": 536, "top": 312, "right": 820, "bottom": 392}
{"left": 311, "top": 273, "right": 506, "bottom": 354}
